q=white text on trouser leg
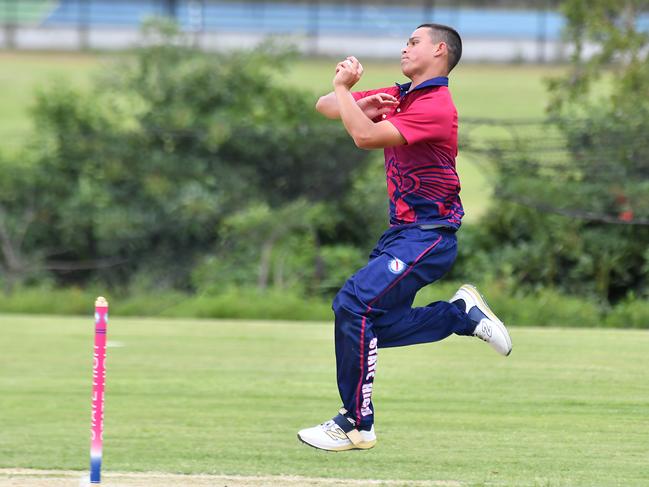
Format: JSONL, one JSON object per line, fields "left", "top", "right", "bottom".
{"left": 361, "top": 338, "right": 378, "bottom": 416}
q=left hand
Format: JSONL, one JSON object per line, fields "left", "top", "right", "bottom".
{"left": 333, "top": 56, "right": 364, "bottom": 89}
{"left": 357, "top": 93, "right": 399, "bottom": 119}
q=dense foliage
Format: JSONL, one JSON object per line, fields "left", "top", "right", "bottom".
{"left": 1, "top": 8, "right": 648, "bottom": 323}
{"left": 0, "top": 21, "right": 382, "bottom": 294}
{"left": 463, "top": 0, "right": 649, "bottom": 303}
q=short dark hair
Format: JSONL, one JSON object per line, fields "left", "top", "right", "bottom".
{"left": 417, "top": 23, "right": 462, "bottom": 72}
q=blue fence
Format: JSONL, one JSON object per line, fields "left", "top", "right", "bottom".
{"left": 7, "top": 0, "right": 645, "bottom": 60}
{"left": 3, "top": 0, "right": 565, "bottom": 40}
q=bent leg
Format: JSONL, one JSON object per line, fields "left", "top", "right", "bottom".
{"left": 376, "top": 301, "right": 475, "bottom": 349}
{"left": 333, "top": 229, "right": 461, "bottom": 429}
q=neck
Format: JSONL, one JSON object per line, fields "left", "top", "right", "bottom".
{"left": 409, "top": 69, "right": 448, "bottom": 91}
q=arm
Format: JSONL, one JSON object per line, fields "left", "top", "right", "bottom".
{"left": 333, "top": 58, "right": 406, "bottom": 149}
{"left": 317, "top": 91, "right": 399, "bottom": 121}
{"left": 316, "top": 59, "right": 399, "bottom": 121}
{"left": 315, "top": 92, "right": 340, "bottom": 119}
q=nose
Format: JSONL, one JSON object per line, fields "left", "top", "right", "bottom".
{"left": 401, "top": 47, "right": 407, "bottom": 55}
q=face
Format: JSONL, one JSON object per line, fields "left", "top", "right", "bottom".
{"left": 400, "top": 27, "right": 444, "bottom": 78}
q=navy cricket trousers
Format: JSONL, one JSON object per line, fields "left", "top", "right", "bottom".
{"left": 332, "top": 225, "right": 475, "bottom": 430}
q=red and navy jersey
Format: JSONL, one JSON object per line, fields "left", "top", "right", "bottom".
{"left": 353, "top": 77, "right": 464, "bottom": 229}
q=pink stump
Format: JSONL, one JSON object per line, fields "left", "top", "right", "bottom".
{"left": 90, "top": 296, "right": 108, "bottom": 483}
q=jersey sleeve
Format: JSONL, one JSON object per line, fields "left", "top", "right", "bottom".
{"left": 388, "top": 92, "right": 455, "bottom": 145}
{"left": 351, "top": 86, "right": 395, "bottom": 101}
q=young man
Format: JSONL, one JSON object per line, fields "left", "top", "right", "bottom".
{"left": 297, "top": 24, "right": 512, "bottom": 452}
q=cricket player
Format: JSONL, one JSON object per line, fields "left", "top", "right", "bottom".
{"left": 297, "top": 24, "right": 512, "bottom": 451}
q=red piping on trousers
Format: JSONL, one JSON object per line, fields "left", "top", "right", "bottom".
{"left": 354, "top": 234, "right": 443, "bottom": 424}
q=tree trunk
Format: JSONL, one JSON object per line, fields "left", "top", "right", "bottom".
{"left": 0, "top": 205, "right": 36, "bottom": 295}
{"left": 258, "top": 228, "right": 283, "bottom": 290}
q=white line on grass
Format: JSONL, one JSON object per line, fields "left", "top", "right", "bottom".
{"left": 0, "top": 469, "right": 461, "bottom": 487}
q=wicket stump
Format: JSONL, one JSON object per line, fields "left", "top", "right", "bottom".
{"left": 90, "top": 297, "right": 109, "bottom": 483}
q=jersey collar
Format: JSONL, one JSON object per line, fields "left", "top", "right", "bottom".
{"left": 395, "top": 76, "right": 448, "bottom": 97}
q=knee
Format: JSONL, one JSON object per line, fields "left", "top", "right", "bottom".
{"left": 332, "top": 280, "right": 366, "bottom": 322}
{"left": 332, "top": 285, "right": 351, "bottom": 319}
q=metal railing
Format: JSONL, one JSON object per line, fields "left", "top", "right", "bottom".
{"left": 1, "top": 0, "right": 563, "bottom": 60}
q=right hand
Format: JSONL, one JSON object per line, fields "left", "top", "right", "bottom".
{"left": 334, "top": 56, "right": 364, "bottom": 89}
{"left": 357, "top": 93, "right": 399, "bottom": 120}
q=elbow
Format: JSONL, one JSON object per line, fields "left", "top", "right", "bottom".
{"left": 352, "top": 126, "right": 381, "bottom": 148}
{"left": 353, "top": 134, "right": 375, "bottom": 150}
{"left": 315, "top": 96, "right": 325, "bottom": 112}
{"left": 315, "top": 96, "right": 330, "bottom": 115}
{"left": 315, "top": 97, "right": 338, "bottom": 119}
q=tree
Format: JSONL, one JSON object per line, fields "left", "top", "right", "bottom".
{"left": 465, "top": 0, "right": 649, "bottom": 302}
{"left": 0, "top": 157, "right": 41, "bottom": 292}
{"left": 3, "top": 20, "right": 374, "bottom": 292}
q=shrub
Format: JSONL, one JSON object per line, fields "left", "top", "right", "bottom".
{"left": 2, "top": 20, "right": 373, "bottom": 293}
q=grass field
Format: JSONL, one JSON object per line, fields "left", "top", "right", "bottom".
{"left": 0, "top": 52, "right": 565, "bottom": 222}
{"left": 0, "top": 53, "right": 563, "bottom": 138}
{"left": 0, "top": 52, "right": 99, "bottom": 152}
{"left": 285, "top": 59, "right": 565, "bottom": 120}
{"left": 1, "top": 314, "right": 648, "bottom": 486}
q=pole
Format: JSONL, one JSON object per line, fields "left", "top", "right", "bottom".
{"left": 90, "top": 297, "right": 109, "bottom": 483}
{"left": 537, "top": 1, "right": 548, "bottom": 63}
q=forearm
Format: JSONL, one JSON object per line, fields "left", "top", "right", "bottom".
{"left": 334, "top": 85, "right": 375, "bottom": 148}
{"left": 315, "top": 92, "right": 341, "bottom": 119}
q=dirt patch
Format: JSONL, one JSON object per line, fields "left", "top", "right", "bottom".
{"left": 0, "top": 469, "right": 461, "bottom": 487}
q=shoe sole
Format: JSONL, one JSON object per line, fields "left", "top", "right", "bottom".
{"left": 296, "top": 434, "right": 376, "bottom": 452}
{"left": 462, "top": 284, "right": 512, "bottom": 356}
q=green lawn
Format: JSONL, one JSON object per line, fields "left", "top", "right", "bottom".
{"left": 0, "top": 53, "right": 560, "bottom": 142}
{"left": 0, "top": 52, "right": 563, "bottom": 222}
{"left": 1, "top": 315, "right": 648, "bottom": 486}
{"left": 0, "top": 51, "right": 100, "bottom": 154}
{"left": 286, "top": 59, "right": 565, "bottom": 120}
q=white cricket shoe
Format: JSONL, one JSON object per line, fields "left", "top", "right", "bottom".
{"left": 450, "top": 284, "right": 512, "bottom": 356}
{"left": 297, "top": 420, "right": 376, "bottom": 451}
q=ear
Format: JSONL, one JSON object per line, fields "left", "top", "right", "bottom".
{"left": 433, "top": 41, "right": 447, "bottom": 58}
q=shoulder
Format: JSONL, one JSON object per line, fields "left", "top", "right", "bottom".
{"left": 367, "top": 86, "right": 399, "bottom": 96}
{"left": 414, "top": 87, "right": 454, "bottom": 105}
{"left": 410, "top": 87, "right": 456, "bottom": 116}
{"left": 352, "top": 86, "right": 399, "bottom": 100}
